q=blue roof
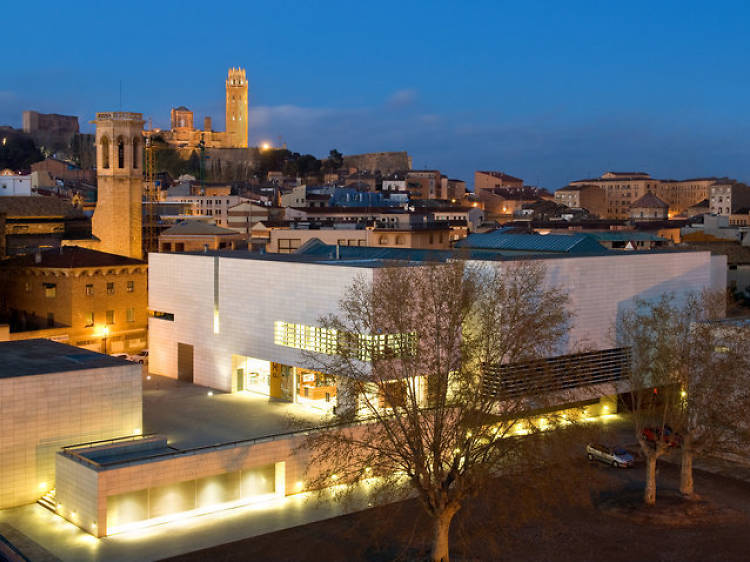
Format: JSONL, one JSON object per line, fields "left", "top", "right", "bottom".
{"left": 583, "top": 232, "right": 667, "bottom": 242}
{"left": 455, "top": 232, "right": 607, "bottom": 254}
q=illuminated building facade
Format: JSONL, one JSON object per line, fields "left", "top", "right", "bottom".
{"left": 148, "top": 68, "right": 249, "bottom": 150}
{"left": 0, "top": 339, "right": 141, "bottom": 510}
{"left": 147, "top": 241, "right": 726, "bottom": 413}
{"left": 43, "top": 238, "right": 728, "bottom": 538}
{"left": 0, "top": 246, "right": 148, "bottom": 353}
{"left": 91, "top": 111, "right": 145, "bottom": 259}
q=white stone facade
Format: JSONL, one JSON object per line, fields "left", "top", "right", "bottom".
{"left": 148, "top": 253, "right": 371, "bottom": 390}
{"left": 149, "top": 250, "right": 726, "bottom": 392}
{"left": 0, "top": 364, "right": 142, "bottom": 509}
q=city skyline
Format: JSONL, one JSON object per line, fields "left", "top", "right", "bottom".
{"left": 3, "top": 1, "right": 750, "bottom": 188}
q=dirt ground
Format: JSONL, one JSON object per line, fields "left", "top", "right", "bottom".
{"left": 163, "top": 461, "right": 750, "bottom": 562}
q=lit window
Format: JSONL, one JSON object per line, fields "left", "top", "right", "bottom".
{"left": 85, "top": 312, "right": 94, "bottom": 327}
{"left": 107, "top": 282, "right": 115, "bottom": 295}
{"left": 150, "top": 310, "right": 175, "bottom": 321}
{"left": 273, "top": 321, "right": 416, "bottom": 361}
{"left": 127, "top": 280, "right": 134, "bottom": 293}
{"left": 85, "top": 284, "right": 94, "bottom": 296}
{"left": 43, "top": 283, "right": 56, "bottom": 298}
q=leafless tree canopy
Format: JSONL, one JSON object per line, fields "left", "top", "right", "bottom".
{"left": 617, "top": 290, "right": 750, "bottom": 501}
{"left": 299, "top": 259, "right": 580, "bottom": 561}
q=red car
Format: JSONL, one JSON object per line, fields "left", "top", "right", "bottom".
{"left": 641, "top": 425, "right": 681, "bottom": 447}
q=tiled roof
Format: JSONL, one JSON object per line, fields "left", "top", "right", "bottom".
{"left": 477, "top": 171, "right": 523, "bottom": 183}
{"left": 584, "top": 232, "right": 666, "bottom": 242}
{"left": 0, "top": 196, "right": 84, "bottom": 218}
{"left": 631, "top": 192, "right": 669, "bottom": 209}
{"left": 4, "top": 246, "right": 144, "bottom": 268}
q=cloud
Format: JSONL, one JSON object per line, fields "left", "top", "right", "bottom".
{"left": 386, "top": 88, "right": 417, "bottom": 108}
{"left": 250, "top": 104, "right": 335, "bottom": 129}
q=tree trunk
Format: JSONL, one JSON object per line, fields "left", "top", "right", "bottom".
{"left": 644, "top": 454, "right": 657, "bottom": 505}
{"left": 431, "top": 506, "right": 458, "bottom": 562}
{"left": 680, "top": 448, "right": 694, "bottom": 497}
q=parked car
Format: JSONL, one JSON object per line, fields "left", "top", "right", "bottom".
{"left": 586, "top": 443, "right": 634, "bottom": 468}
{"left": 110, "top": 353, "right": 129, "bottom": 360}
{"left": 127, "top": 350, "right": 149, "bottom": 364}
{"left": 641, "top": 425, "right": 681, "bottom": 448}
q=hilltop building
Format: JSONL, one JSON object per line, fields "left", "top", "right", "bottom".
{"left": 149, "top": 68, "right": 249, "bottom": 150}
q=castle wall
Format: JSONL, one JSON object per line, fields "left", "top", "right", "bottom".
{"left": 342, "top": 151, "right": 411, "bottom": 174}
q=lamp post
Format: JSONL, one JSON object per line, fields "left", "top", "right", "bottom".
{"left": 102, "top": 326, "right": 109, "bottom": 355}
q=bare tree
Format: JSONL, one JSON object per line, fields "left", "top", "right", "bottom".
{"left": 617, "top": 291, "right": 750, "bottom": 504}
{"left": 617, "top": 294, "right": 686, "bottom": 505}
{"left": 299, "top": 259, "right": 576, "bottom": 562}
{"left": 669, "top": 294, "right": 750, "bottom": 496}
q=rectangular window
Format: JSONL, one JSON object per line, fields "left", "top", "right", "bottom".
{"left": 126, "top": 308, "right": 135, "bottom": 323}
{"left": 107, "top": 282, "right": 115, "bottom": 295}
{"left": 85, "top": 312, "right": 94, "bottom": 327}
{"left": 106, "top": 310, "right": 115, "bottom": 325}
{"left": 127, "top": 280, "right": 134, "bottom": 293}
{"left": 277, "top": 239, "right": 301, "bottom": 254}
{"left": 43, "top": 283, "right": 56, "bottom": 298}
{"left": 85, "top": 284, "right": 94, "bottom": 296}
{"left": 273, "top": 321, "right": 416, "bottom": 361}
{"left": 150, "top": 310, "right": 175, "bottom": 321}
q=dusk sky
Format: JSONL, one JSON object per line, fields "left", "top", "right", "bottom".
{"left": 3, "top": 0, "right": 750, "bottom": 188}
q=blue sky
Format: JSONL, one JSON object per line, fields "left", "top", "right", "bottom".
{"left": 2, "top": 0, "right": 750, "bottom": 188}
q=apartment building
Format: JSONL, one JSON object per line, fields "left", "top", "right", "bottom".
{"left": 710, "top": 181, "right": 750, "bottom": 216}
{"left": 554, "top": 184, "right": 607, "bottom": 217}
{"left": 407, "top": 170, "right": 442, "bottom": 200}
{"left": 0, "top": 246, "right": 148, "bottom": 353}
{"left": 567, "top": 172, "right": 720, "bottom": 219}
{"left": 165, "top": 194, "right": 251, "bottom": 227}
{"left": 474, "top": 171, "right": 524, "bottom": 192}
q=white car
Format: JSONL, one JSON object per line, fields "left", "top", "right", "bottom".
{"left": 126, "top": 350, "right": 149, "bottom": 364}
{"left": 110, "top": 353, "right": 129, "bottom": 360}
{"left": 586, "top": 443, "right": 634, "bottom": 468}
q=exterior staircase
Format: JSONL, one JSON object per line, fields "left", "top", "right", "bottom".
{"left": 37, "top": 490, "right": 57, "bottom": 513}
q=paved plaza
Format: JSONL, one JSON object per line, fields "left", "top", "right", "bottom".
{"left": 142, "top": 373, "right": 326, "bottom": 448}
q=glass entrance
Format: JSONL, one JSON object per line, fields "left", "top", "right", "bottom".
{"left": 232, "top": 355, "right": 272, "bottom": 396}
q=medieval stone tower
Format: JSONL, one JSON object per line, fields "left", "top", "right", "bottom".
{"left": 91, "top": 112, "right": 144, "bottom": 259}
{"left": 225, "top": 67, "right": 248, "bottom": 148}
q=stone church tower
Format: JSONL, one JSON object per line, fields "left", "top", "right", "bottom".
{"left": 225, "top": 68, "right": 248, "bottom": 148}
{"left": 91, "top": 112, "right": 144, "bottom": 259}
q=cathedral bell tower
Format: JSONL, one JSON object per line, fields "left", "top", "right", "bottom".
{"left": 225, "top": 67, "right": 248, "bottom": 148}
{"left": 91, "top": 112, "right": 145, "bottom": 259}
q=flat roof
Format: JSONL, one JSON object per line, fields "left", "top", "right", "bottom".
{"left": 0, "top": 339, "right": 133, "bottom": 378}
